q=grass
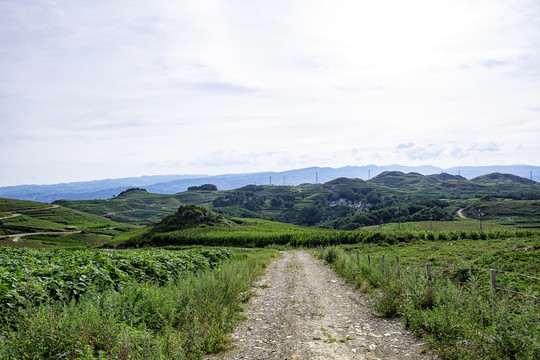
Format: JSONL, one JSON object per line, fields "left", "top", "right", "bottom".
{"left": 362, "top": 219, "right": 515, "bottom": 232}
{"left": 463, "top": 198, "right": 540, "bottom": 229}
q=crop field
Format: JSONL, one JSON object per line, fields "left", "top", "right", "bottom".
{"left": 0, "top": 215, "right": 67, "bottom": 235}
{"left": 0, "top": 198, "right": 139, "bottom": 246}
{"left": 362, "top": 219, "right": 515, "bottom": 232}
{"left": 0, "top": 247, "right": 231, "bottom": 310}
{"left": 20, "top": 206, "right": 112, "bottom": 225}
{"left": 0, "top": 245, "right": 276, "bottom": 359}
{"left": 117, "top": 217, "right": 346, "bottom": 248}
{"left": 0, "top": 198, "right": 52, "bottom": 213}
{"left": 7, "top": 232, "right": 115, "bottom": 248}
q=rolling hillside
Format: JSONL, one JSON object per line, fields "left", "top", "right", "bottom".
{"left": 53, "top": 172, "right": 540, "bottom": 230}
{"left": 0, "top": 198, "right": 137, "bottom": 248}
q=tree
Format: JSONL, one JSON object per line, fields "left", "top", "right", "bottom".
{"left": 270, "top": 197, "right": 284, "bottom": 208}
{"left": 188, "top": 184, "right": 218, "bottom": 191}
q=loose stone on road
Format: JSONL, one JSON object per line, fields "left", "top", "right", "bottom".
{"left": 207, "top": 250, "right": 436, "bottom": 360}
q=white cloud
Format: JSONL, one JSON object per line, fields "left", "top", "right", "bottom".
{"left": 1, "top": 0, "right": 540, "bottom": 185}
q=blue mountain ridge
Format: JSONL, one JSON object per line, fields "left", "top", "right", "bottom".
{"left": 0, "top": 164, "right": 538, "bottom": 203}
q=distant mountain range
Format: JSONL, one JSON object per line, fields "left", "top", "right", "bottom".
{"left": 1, "top": 164, "right": 538, "bottom": 203}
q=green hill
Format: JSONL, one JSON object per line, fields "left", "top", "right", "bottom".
{"left": 53, "top": 173, "right": 540, "bottom": 230}
{"left": 114, "top": 204, "right": 342, "bottom": 248}
{"left": 0, "top": 198, "right": 136, "bottom": 248}
{"left": 471, "top": 172, "right": 536, "bottom": 185}
{"left": 152, "top": 204, "right": 236, "bottom": 233}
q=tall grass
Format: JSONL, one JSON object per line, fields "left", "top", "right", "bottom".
{"left": 316, "top": 246, "right": 539, "bottom": 359}
{"left": 0, "top": 249, "right": 276, "bottom": 359}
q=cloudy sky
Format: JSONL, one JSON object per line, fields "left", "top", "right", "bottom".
{"left": 1, "top": 0, "right": 539, "bottom": 186}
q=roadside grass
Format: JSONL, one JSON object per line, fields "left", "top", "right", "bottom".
{"left": 0, "top": 248, "right": 277, "bottom": 359}
{"left": 315, "top": 237, "right": 540, "bottom": 359}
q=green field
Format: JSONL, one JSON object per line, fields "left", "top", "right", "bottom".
{"left": 461, "top": 197, "right": 540, "bottom": 228}
{"left": 0, "top": 198, "right": 138, "bottom": 247}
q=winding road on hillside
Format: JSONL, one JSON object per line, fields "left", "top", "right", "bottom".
{"left": 0, "top": 231, "right": 81, "bottom": 242}
{"left": 207, "top": 251, "right": 436, "bottom": 360}
{"left": 457, "top": 208, "right": 470, "bottom": 219}
{"left": 0, "top": 205, "right": 78, "bottom": 242}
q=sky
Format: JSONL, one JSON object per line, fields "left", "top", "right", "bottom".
{"left": 1, "top": 0, "right": 539, "bottom": 186}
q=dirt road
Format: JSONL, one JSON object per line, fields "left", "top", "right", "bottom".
{"left": 207, "top": 251, "right": 435, "bottom": 360}
{"left": 0, "top": 231, "right": 81, "bottom": 242}
{"left": 457, "top": 209, "right": 469, "bottom": 219}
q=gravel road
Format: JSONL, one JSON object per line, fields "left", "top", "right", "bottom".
{"left": 207, "top": 250, "right": 436, "bottom": 360}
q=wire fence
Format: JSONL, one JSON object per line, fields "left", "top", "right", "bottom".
{"left": 347, "top": 249, "right": 539, "bottom": 302}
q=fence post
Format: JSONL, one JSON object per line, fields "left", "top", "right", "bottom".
{"left": 368, "top": 254, "right": 371, "bottom": 268}
{"left": 396, "top": 256, "right": 400, "bottom": 279}
{"left": 425, "top": 263, "right": 432, "bottom": 285}
{"left": 490, "top": 269, "right": 497, "bottom": 303}
{"left": 382, "top": 254, "right": 386, "bottom": 277}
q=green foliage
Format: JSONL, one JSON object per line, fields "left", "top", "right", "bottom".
{"left": 188, "top": 184, "right": 218, "bottom": 191}
{"left": 0, "top": 248, "right": 276, "bottom": 359}
{"left": 116, "top": 188, "right": 148, "bottom": 197}
{"left": 151, "top": 205, "right": 236, "bottom": 233}
{"left": 0, "top": 246, "right": 231, "bottom": 321}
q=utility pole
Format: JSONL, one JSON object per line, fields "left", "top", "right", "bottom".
{"left": 479, "top": 211, "right": 484, "bottom": 231}
{"left": 316, "top": 172, "right": 318, "bottom": 183}
{"left": 269, "top": 176, "right": 272, "bottom": 185}
{"left": 283, "top": 176, "right": 285, "bottom": 186}
{"left": 368, "top": 169, "right": 371, "bottom": 179}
